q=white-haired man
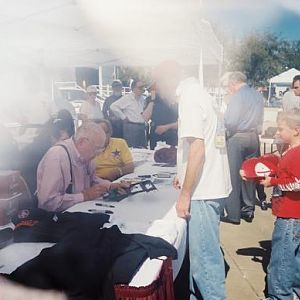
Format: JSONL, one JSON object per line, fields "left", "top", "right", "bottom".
{"left": 223, "top": 72, "right": 264, "bottom": 224}
{"left": 37, "top": 122, "right": 128, "bottom": 212}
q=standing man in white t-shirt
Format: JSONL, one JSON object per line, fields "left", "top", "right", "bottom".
{"left": 153, "top": 61, "right": 232, "bottom": 300}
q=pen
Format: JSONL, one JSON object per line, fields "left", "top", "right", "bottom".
{"left": 88, "top": 209, "right": 114, "bottom": 214}
{"left": 95, "top": 203, "right": 115, "bottom": 208}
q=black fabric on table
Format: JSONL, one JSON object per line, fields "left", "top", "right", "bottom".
{"left": 8, "top": 225, "right": 177, "bottom": 300}
{"left": 11, "top": 208, "right": 110, "bottom": 243}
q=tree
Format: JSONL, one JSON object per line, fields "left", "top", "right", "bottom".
{"left": 117, "top": 66, "right": 152, "bottom": 87}
{"left": 224, "top": 32, "right": 300, "bottom": 86}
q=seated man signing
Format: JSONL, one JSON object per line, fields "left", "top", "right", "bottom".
{"left": 37, "top": 122, "right": 129, "bottom": 212}
{"left": 94, "top": 119, "right": 134, "bottom": 181}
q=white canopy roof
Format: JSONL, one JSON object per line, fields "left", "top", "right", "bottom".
{"left": 0, "top": 0, "right": 224, "bottom": 124}
{"left": 0, "top": 0, "right": 223, "bottom": 68}
{"left": 269, "top": 68, "right": 300, "bottom": 84}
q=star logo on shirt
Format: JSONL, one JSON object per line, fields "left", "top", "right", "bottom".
{"left": 112, "top": 149, "right": 121, "bottom": 158}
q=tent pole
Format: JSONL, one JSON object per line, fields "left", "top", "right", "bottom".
{"left": 217, "top": 44, "right": 224, "bottom": 103}
{"left": 113, "top": 65, "right": 117, "bottom": 80}
{"left": 198, "top": 47, "right": 204, "bottom": 89}
{"left": 268, "top": 82, "right": 271, "bottom": 106}
{"left": 98, "top": 66, "right": 103, "bottom": 87}
{"left": 98, "top": 65, "right": 103, "bottom": 98}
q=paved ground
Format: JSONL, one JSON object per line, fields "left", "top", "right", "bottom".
{"left": 221, "top": 107, "right": 279, "bottom": 299}
{"left": 174, "top": 188, "right": 275, "bottom": 300}
{"left": 220, "top": 107, "right": 279, "bottom": 299}
{"left": 221, "top": 187, "right": 274, "bottom": 300}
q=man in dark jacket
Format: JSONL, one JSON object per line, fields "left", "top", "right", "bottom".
{"left": 102, "top": 80, "right": 123, "bottom": 138}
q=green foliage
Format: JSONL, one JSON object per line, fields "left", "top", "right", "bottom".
{"left": 225, "top": 32, "right": 300, "bottom": 86}
{"left": 285, "top": 40, "right": 300, "bottom": 70}
{"left": 117, "top": 66, "right": 152, "bottom": 87}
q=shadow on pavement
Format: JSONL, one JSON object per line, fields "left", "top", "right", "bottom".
{"left": 236, "top": 240, "right": 271, "bottom": 297}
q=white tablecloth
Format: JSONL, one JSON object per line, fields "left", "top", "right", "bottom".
{"left": 0, "top": 149, "right": 187, "bottom": 287}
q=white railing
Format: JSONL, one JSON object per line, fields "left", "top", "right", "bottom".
{"left": 54, "top": 81, "right": 82, "bottom": 90}
{"left": 95, "top": 84, "right": 131, "bottom": 100}
{"left": 53, "top": 81, "right": 131, "bottom": 102}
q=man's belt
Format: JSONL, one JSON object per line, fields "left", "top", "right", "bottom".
{"left": 236, "top": 129, "right": 257, "bottom": 133}
{"left": 125, "top": 121, "right": 145, "bottom": 126}
{"left": 226, "top": 129, "right": 258, "bottom": 139}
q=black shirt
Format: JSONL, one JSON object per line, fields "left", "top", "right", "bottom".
{"left": 147, "top": 94, "right": 178, "bottom": 127}
{"left": 103, "top": 94, "right": 122, "bottom": 120}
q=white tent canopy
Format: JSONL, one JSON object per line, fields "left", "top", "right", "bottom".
{"left": 267, "top": 68, "right": 300, "bottom": 102}
{"left": 0, "top": 0, "right": 223, "bottom": 68}
{"left": 0, "top": 0, "right": 223, "bottom": 123}
{"left": 269, "top": 68, "right": 300, "bottom": 84}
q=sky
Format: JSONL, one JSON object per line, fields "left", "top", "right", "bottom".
{"left": 271, "top": 11, "right": 300, "bottom": 40}
{"left": 202, "top": 0, "right": 300, "bottom": 40}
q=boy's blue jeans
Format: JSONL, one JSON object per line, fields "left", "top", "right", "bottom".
{"left": 189, "top": 199, "right": 227, "bottom": 300}
{"left": 268, "top": 218, "right": 300, "bottom": 300}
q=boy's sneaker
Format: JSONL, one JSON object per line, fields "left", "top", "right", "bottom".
{"left": 261, "top": 200, "right": 268, "bottom": 210}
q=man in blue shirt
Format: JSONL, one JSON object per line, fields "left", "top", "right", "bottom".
{"left": 223, "top": 72, "right": 264, "bottom": 224}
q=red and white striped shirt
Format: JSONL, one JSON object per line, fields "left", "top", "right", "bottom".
{"left": 270, "top": 144, "right": 300, "bottom": 218}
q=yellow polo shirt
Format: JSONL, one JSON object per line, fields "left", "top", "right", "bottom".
{"left": 95, "top": 138, "right": 133, "bottom": 179}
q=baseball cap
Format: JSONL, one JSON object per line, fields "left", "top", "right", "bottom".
{"left": 241, "top": 154, "right": 279, "bottom": 181}
{"left": 86, "top": 85, "right": 97, "bottom": 93}
{"left": 111, "top": 80, "right": 122, "bottom": 88}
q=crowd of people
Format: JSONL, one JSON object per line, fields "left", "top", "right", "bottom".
{"left": 1, "top": 65, "right": 300, "bottom": 300}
